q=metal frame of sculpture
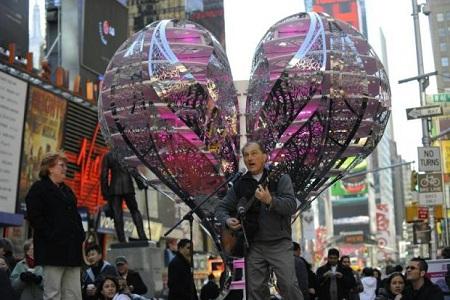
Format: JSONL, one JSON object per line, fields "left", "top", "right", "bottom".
{"left": 99, "top": 12, "right": 391, "bottom": 265}
{"left": 246, "top": 12, "right": 390, "bottom": 210}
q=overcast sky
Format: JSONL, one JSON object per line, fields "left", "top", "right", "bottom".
{"left": 224, "top": 0, "right": 438, "bottom": 168}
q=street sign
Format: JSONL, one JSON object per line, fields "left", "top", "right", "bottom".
{"left": 418, "top": 207, "right": 428, "bottom": 220}
{"left": 418, "top": 147, "right": 442, "bottom": 172}
{"left": 432, "top": 93, "right": 450, "bottom": 103}
{"left": 418, "top": 173, "right": 443, "bottom": 193}
{"left": 419, "top": 192, "right": 443, "bottom": 206}
{"left": 406, "top": 105, "right": 443, "bottom": 120}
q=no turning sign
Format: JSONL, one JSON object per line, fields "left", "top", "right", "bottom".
{"left": 418, "top": 147, "right": 442, "bottom": 172}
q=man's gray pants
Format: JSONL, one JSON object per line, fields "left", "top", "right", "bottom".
{"left": 247, "top": 239, "right": 304, "bottom": 300}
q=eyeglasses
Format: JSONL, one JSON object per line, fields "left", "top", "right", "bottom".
{"left": 56, "top": 162, "right": 67, "bottom": 169}
{"left": 406, "top": 266, "right": 418, "bottom": 271}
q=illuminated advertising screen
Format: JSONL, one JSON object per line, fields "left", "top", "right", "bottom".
{"left": 0, "top": 72, "right": 28, "bottom": 214}
{"left": 311, "top": 0, "right": 360, "bottom": 30}
{"left": 332, "top": 197, "right": 369, "bottom": 236}
{"left": 0, "top": 0, "right": 28, "bottom": 55}
{"left": 81, "top": 0, "right": 128, "bottom": 74}
{"left": 187, "top": 0, "right": 226, "bottom": 48}
{"left": 17, "top": 86, "right": 67, "bottom": 213}
{"left": 331, "top": 160, "right": 368, "bottom": 196}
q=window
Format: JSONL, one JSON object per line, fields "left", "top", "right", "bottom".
{"left": 439, "top": 28, "right": 446, "bottom": 37}
{"left": 442, "top": 57, "right": 449, "bottom": 67}
{"left": 322, "top": 4, "right": 333, "bottom": 15}
{"left": 441, "top": 43, "right": 448, "bottom": 52}
{"left": 447, "top": 11, "right": 450, "bottom": 21}
{"left": 339, "top": 2, "right": 351, "bottom": 13}
{"left": 437, "top": 13, "right": 444, "bottom": 22}
{"left": 443, "top": 73, "right": 450, "bottom": 82}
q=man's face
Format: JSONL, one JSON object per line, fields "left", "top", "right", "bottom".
{"left": 341, "top": 257, "right": 351, "bottom": 268}
{"left": 179, "top": 242, "right": 192, "bottom": 261}
{"left": 243, "top": 143, "right": 266, "bottom": 175}
{"left": 117, "top": 262, "right": 128, "bottom": 275}
{"left": 0, "top": 258, "right": 8, "bottom": 271}
{"left": 406, "top": 261, "right": 424, "bottom": 281}
{"left": 328, "top": 255, "right": 339, "bottom": 266}
{"left": 87, "top": 250, "right": 102, "bottom": 265}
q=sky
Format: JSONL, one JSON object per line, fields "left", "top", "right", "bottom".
{"left": 224, "top": 0, "right": 438, "bottom": 168}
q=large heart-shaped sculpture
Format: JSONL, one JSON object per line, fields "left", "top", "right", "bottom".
{"left": 99, "top": 20, "right": 239, "bottom": 211}
{"left": 246, "top": 12, "right": 390, "bottom": 208}
{"left": 98, "top": 12, "right": 390, "bottom": 248}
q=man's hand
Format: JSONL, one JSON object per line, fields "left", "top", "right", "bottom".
{"left": 255, "top": 185, "right": 272, "bottom": 205}
{"left": 86, "top": 284, "right": 96, "bottom": 296}
{"left": 335, "top": 271, "right": 343, "bottom": 278}
{"left": 323, "top": 270, "right": 333, "bottom": 278}
{"left": 226, "top": 217, "right": 241, "bottom": 230}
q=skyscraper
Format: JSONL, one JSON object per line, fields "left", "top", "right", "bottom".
{"left": 427, "top": 0, "right": 450, "bottom": 92}
{"left": 29, "top": 1, "right": 43, "bottom": 68}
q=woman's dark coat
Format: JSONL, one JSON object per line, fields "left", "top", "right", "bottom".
{"left": 25, "top": 176, "right": 85, "bottom": 266}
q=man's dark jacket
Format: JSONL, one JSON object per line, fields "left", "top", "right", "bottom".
{"left": 125, "top": 269, "right": 148, "bottom": 295}
{"left": 200, "top": 280, "right": 220, "bottom": 300}
{"left": 168, "top": 252, "right": 198, "bottom": 300}
{"left": 316, "top": 263, "right": 356, "bottom": 300}
{"left": 403, "top": 277, "right": 444, "bottom": 300}
{"left": 294, "top": 255, "right": 310, "bottom": 300}
{"left": 25, "top": 176, "right": 85, "bottom": 266}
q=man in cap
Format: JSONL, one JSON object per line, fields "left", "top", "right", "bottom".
{"left": 115, "top": 256, "right": 148, "bottom": 296}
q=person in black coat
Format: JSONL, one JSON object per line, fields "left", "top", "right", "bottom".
{"left": 0, "top": 238, "right": 17, "bottom": 271}
{"left": 168, "top": 239, "right": 198, "bottom": 300}
{"left": 293, "top": 242, "right": 310, "bottom": 300}
{"left": 115, "top": 256, "right": 147, "bottom": 295}
{"left": 25, "top": 152, "right": 85, "bottom": 300}
{"left": 316, "top": 248, "right": 356, "bottom": 300}
{"left": 0, "top": 262, "right": 16, "bottom": 300}
{"left": 200, "top": 273, "right": 220, "bottom": 300}
{"left": 403, "top": 257, "right": 444, "bottom": 300}
{"left": 375, "top": 272, "right": 406, "bottom": 300}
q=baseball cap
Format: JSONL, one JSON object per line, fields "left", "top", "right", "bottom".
{"left": 115, "top": 256, "right": 127, "bottom": 265}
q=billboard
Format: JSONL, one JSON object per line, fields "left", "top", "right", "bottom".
{"left": 311, "top": 0, "right": 361, "bottom": 30}
{"left": 0, "top": 72, "right": 28, "bottom": 214}
{"left": 187, "top": 0, "right": 226, "bottom": 48}
{"left": 332, "top": 197, "right": 369, "bottom": 236}
{"left": 331, "top": 160, "right": 368, "bottom": 196}
{"left": 18, "top": 86, "right": 67, "bottom": 213}
{"left": 0, "top": 0, "right": 28, "bottom": 55}
{"left": 82, "top": 0, "right": 128, "bottom": 74}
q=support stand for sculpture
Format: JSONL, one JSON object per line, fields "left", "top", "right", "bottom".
{"left": 164, "top": 174, "right": 243, "bottom": 299}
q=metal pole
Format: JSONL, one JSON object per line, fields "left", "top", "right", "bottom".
{"left": 411, "top": 0, "right": 436, "bottom": 259}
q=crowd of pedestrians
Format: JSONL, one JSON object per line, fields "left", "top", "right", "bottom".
{"left": 0, "top": 237, "right": 151, "bottom": 300}
{"left": 283, "top": 247, "right": 446, "bottom": 300}
{"left": 3, "top": 151, "right": 450, "bottom": 300}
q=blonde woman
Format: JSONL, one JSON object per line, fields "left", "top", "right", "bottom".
{"left": 25, "top": 152, "right": 85, "bottom": 300}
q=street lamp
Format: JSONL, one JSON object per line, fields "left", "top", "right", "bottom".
{"left": 397, "top": 0, "right": 440, "bottom": 259}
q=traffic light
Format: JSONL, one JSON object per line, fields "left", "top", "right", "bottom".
{"left": 411, "top": 170, "right": 418, "bottom": 191}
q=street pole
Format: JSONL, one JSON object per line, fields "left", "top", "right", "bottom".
{"left": 411, "top": 0, "right": 436, "bottom": 259}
